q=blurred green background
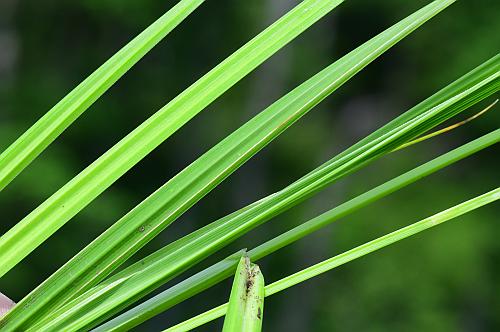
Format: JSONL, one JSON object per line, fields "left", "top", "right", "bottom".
{"left": 0, "top": 0, "right": 499, "bottom": 331}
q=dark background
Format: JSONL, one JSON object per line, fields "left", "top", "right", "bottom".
{"left": 0, "top": 0, "right": 499, "bottom": 331}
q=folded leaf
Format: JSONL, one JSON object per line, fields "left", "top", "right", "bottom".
{"left": 222, "top": 256, "right": 264, "bottom": 332}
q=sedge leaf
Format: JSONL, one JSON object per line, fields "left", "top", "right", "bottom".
{"left": 77, "top": 66, "right": 498, "bottom": 329}
{"left": 93, "top": 129, "right": 500, "bottom": 332}
{"left": 1, "top": 1, "right": 455, "bottom": 329}
{"left": 165, "top": 187, "right": 500, "bottom": 331}
{"left": 0, "top": 0, "right": 347, "bottom": 280}
{"left": 36, "top": 15, "right": 497, "bottom": 332}
{"left": 70, "top": 59, "right": 498, "bottom": 331}
{"left": 0, "top": 0, "right": 206, "bottom": 191}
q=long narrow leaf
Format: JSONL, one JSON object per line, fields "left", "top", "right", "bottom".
{"left": 0, "top": 0, "right": 347, "bottom": 280}
{"left": 93, "top": 128, "right": 500, "bottom": 332}
{"left": 165, "top": 187, "right": 500, "bottom": 331}
{"left": 77, "top": 62, "right": 498, "bottom": 330}
{"left": 40, "top": 25, "right": 498, "bottom": 332}
{"left": 0, "top": 1, "right": 455, "bottom": 329}
{"left": 0, "top": 0, "right": 205, "bottom": 191}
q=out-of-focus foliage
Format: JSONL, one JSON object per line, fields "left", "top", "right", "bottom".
{"left": 0, "top": 0, "right": 498, "bottom": 331}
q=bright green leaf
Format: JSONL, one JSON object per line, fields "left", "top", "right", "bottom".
{"left": 0, "top": 0, "right": 347, "bottom": 281}
{"left": 35, "top": 9, "right": 497, "bottom": 331}
{"left": 2, "top": 1, "right": 460, "bottom": 330}
{"left": 164, "top": 187, "right": 500, "bottom": 331}
{"left": 68, "top": 58, "right": 498, "bottom": 331}
{"left": 93, "top": 129, "right": 500, "bottom": 332}
{"left": 0, "top": 0, "right": 206, "bottom": 191}
{"left": 222, "top": 256, "right": 264, "bottom": 332}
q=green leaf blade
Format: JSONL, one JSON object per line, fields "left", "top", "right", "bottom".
{"left": 265, "top": 188, "right": 500, "bottom": 296}
{"left": 75, "top": 64, "right": 496, "bottom": 331}
{"left": 0, "top": 0, "right": 206, "bottom": 191}
{"left": 93, "top": 55, "right": 497, "bottom": 329}
{"left": 94, "top": 129, "right": 500, "bottom": 332}
{"left": 93, "top": 251, "right": 246, "bottom": 332}
{"left": 0, "top": 0, "right": 351, "bottom": 329}
{"left": 24, "top": 3, "right": 493, "bottom": 329}
{"left": 165, "top": 187, "right": 500, "bottom": 331}
{"left": 0, "top": 0, "right": 347, "bottom": 281}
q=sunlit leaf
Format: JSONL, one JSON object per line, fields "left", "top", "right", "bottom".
{"left": 0, "top": 0, "right": 346, "bottom": 282}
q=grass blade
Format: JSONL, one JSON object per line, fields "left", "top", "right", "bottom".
{"left": 222, "top": 256, "right": 264, "bottom": 332}
{"left": 0, "top": 0, "right": 206, "bottom": 191}
{"left": 165, "top": 187, "right": 500, "bottom": 331}
{"left": 20, "top": 2, "right": 466, "bottom": 329}
{"left": 42, "top": 50, "right": 497, "bottom": 332}
{"left": 335, "top": 52, "right": 499, "bottom": 162}
{"left": 264, "top": 189, "right": 500, "bottom": 296}
{"left": 93, "top": 129, "right": 500, "bottom": 332}
{"left": 0, "top": 0, "right": 347, "bottom": 280}
{"left": 42, "top": 51, "right": 498, "bottom": 331}
{"left": 0, "top": 1, "right": 454, "bottom": 329}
